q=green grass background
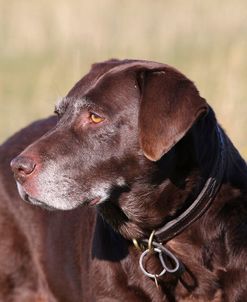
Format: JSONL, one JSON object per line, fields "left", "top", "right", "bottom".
{"left": 0, "top": 0, "right": 246, "bottom": 157}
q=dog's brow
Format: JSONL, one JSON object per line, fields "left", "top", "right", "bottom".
{"left": 55, "top": 97, "right": 96, "bottom": 115}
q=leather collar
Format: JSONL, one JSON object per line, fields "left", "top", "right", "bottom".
{"left": 141, "top": 124, "right": 226, "bottom": 245}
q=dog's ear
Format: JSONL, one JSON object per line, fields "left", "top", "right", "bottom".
{"left": 138, "top": 69, "right": 208, "bottom": 161}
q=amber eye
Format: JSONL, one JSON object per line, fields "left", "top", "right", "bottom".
{"left": 90, "top": 113, "right": 104, "bottom": 124}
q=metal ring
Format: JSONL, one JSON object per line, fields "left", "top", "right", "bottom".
{"left": 132, "top": 238, "right": 142, "bottom": 251}
{"left": 139, "top": 248, "right": 167, "bottom": 279}
{"left": 148, "top": 230, "right": 155, "bottom": 252}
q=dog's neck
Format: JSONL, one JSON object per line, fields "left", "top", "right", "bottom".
{"left": 98, "top": 109, "right": 226, "bottom": 241}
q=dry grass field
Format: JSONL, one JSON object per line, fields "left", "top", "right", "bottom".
{"left": 0, "top": 0, "right": 246, "bottom": 157}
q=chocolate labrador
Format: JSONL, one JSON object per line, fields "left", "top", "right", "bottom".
{"left": 0, "top": 59, "right": 247, "bottom": 301}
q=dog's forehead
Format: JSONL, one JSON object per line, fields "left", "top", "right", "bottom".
{"left": 63, "top": 71, "right": 140, "bottom": 114}
{"left": 66, "top": 59, "right": 166, "bottom": 99}
{"left": 86, "top": 70, "right": 139, "bottom": 101}
{"left": 58, "top": 59, "right": 177, "bottom": 114}
{"left": 66, "top": 60, "right": 123, "bottom": 99}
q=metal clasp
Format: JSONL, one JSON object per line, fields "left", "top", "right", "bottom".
{"left": 132, "top": 238, "right": 145, "bottom": 251}
{"left": 139, "top": 240, "right": 181, "bottom": 287}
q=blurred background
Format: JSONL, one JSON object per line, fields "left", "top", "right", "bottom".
{"left": 0, "top": 0, "right": 246, "bottom": 157}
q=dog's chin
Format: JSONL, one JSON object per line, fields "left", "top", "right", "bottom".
{"left": 16, "top": 182, "right": 62, "bottom": 211}
{"left": 27, "top": 195, "right": 57, "bottom": 211}
{"left": 16, "top": 182, "right": 107, "bottom": 211}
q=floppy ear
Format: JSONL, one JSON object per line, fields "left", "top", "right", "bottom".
{"left": 138, "top": 69, "right": 208, "bottom": 161}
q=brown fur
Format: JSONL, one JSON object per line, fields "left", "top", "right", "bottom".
{"left": 0, "top": 59, "right": 247, "bottom": 301}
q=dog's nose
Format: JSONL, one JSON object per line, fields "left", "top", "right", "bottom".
{"left": 10, "top": 156, "right": 36, "bottom": 182}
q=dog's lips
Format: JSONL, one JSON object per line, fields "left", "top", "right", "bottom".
{"left": 16, "top": 181, "right": 29, "bottom": 201}
{"left": 16, "top": 182, "right": 56, "bottom": 210}
{"left": 17, "top": 181, "right": 105, "bottom": 209}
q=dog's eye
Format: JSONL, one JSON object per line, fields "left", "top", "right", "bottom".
{"left": 89, "top": 113, "right": 104, "bottom": 124}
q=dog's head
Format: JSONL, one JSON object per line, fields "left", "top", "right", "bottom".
{"left": 11, "top": 59, "right": 209, "bottom": 235}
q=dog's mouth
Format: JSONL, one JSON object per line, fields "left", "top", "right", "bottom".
{"left": 16, "top": 181, "right": 105, "bottom": 210}
{"left": 15, "top": 177, "right": 130, "bottom": 211}
{"left": 16, "top": 182, "right": 58, "bottom": 210}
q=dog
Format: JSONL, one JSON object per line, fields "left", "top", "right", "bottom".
{"left": 0, "top": 59, "right": 247, "bottom": 301}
